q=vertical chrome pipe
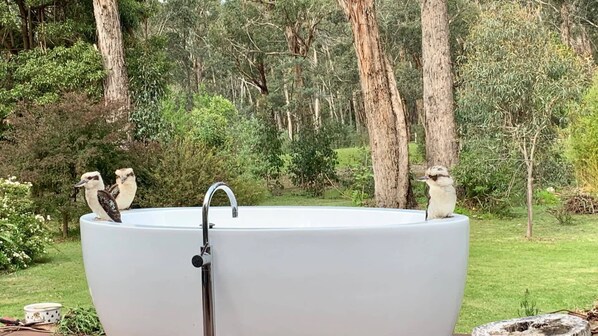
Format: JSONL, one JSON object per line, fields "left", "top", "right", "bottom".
{"left": 192, "top": 182, "right": 238, "bottom": 336}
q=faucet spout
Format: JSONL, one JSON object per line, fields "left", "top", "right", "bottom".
{"left": 202, "top": 182, "right": 238, "bottom": 244}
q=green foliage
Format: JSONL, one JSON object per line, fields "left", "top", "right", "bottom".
{"left": 535, "top": 189, "right": 560, "bottom": 206}
{"left": 0, "top": 177, "right": 51, "bottom": 271}
{"left": 127, "top": 36, "right": 173, "bottom": 141}
{"left": 518, "top": 289, "right": 540, "bottom": 317}
{"left": 0, "top": 41, "right": 104, "bottom": 117}
{"left": 58, "top": 306, "right": 105, "bottom": 336}
{"left": 569, "top": 73, "right": 598, "bottom": 192}
{"left": 0, "top": 93, "right": 128, "bottom": 236}
{"left": 288, "top": 127, "right": 338, "bottom": 196}
{"left": 548, "top": 205, "right": 576, "bottom": 226}
{"left": 162, "top": 92, "right": 239, "bottom": 147}
{"left": 230, "top": 116, "right": 283, "bottom": 181}
{"left": 453, "top": 139, "right": 521, "bottom": 214}
{"left": 338, "top": 147, "right": 374, "bottom": 206}
{"left": 325, "top": 121, "right": 365, "bottom": 149}
{"left": 455, "top": 3, "right": 590, "bottom": 213}
{"left": 132, "top": 138, "right": 267, "bottom": 207}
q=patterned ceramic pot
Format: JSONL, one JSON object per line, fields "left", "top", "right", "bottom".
{"left": 24, "top": 303, "right": 62, "bottom": 324}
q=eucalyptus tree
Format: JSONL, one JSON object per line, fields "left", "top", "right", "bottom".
{"left": 419, "top": 0, "right": 457, "bottom": 168}
{"left": 337, "top": 0, "right": 413, "bottom": 208}
{"left": 150, "top": 0, "right": 221, "bottom": 94}
{"left": 93, "top": 0, "right": 131, "bottom": 110}
{"left": 457, "top": 3, "right": 590, "bottom": 238}
{"left": 531, "top": 0, "right": 598, "bottom": 62}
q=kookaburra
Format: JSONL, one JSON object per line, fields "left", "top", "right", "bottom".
{"left": 419, "top": 165, "right": 457, "bottom": 220}
{"left": 106, "top": 168, "right": 137, "bottom": 210}
{"left": 75, "top": 171, "right": 121, "bottom": 223}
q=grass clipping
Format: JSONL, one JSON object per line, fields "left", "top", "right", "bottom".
{"left": 57, "top": 307, "right": 104, "bottom": 336}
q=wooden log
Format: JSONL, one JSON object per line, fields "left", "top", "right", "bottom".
{"left": 472, "top": 313, "right": 591, "bottom": 336}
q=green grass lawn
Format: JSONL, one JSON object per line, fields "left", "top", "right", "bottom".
{"left": 335, "top": 143, "right": 424, "bottom": 168}
{"left": 1, "top": 197, "right": 596, "bottom": 334}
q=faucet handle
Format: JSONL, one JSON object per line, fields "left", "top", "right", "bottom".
{"left": 191, "top": 244, "right": 212, "bottom": 268}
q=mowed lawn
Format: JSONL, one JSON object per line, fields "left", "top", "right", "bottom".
{"left": 1, "top": 196, "right": 596, "bottom": 333}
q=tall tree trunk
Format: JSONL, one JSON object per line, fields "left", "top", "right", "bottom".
{"left": 338, "top": 0, "right": 412, "bottom": 208}
{"left": 313, "top": 49, "right": 321, "bottom": 128}
{"left": 420, "top": 0, "right": 458, "bottom": 168}
{"left": 15, "top": 0, "right": 30, "bottom": 50}
{"left": 284, "top": 82, "right": 294, "bottom": 140}
{"left": 93, "top": 0, "right": 131, "bottom": 112}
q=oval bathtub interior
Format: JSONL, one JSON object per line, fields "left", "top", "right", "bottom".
{"left": 80, "top": 206, "right": 469, "bottom": 336}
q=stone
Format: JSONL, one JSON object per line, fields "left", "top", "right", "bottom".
{"left": 472, "top": 313, "right": 591, "bottom": 336}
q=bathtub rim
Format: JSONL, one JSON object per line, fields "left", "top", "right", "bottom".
{"left": 79, "top": 206, "right": 469, "bottom": 231}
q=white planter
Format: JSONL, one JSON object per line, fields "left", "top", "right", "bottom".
{"left": 24, "top": 303, "right": 62, "bottom": 324}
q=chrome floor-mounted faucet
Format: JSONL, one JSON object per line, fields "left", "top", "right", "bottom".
{"left": 192, "top": 182, "right": 238, "bottom": 336}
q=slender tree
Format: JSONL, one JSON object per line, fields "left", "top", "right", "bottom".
{"left": 337, "top": 0, "right": 412, "bottom": 208}
{"left": 92, "top": 0, "right": 131, "bottom": 111}
{"left": 420, "top": 0, "right": 458, "bottom": 167}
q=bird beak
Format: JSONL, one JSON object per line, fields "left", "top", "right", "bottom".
{"left": 417, "top": 175, "right": 429, "bottom": 181}
{"left": 74, "top": 180, "right": 87, "bottom": 187}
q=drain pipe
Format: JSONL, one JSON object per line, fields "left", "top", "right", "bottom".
{"left": 192, "top": 182, "right": 238, "bottom": 336}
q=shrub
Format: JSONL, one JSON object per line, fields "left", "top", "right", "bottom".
{"left": 547, "top": 206, "right": 576, "bottom": 226}
{"left": 288, "top": 127, "right": 338, "bottom": 196}
{"left": 0, "top": 41, "right": 104, "bottom": 118}
{"left": 452, "top": 140, "right": 522, "bottom": 215}
{"left": 134, "top": 137, "right": 267, "bottom": 208}
{"left": 0, "top": 177, "right": 51, "bottom": 271}
{"left": 535, "top": 189, "right": 560, "bottom": 206}
{"left": 229, "top": 116, "right": 283, "bottom": 183}
{"left": 569, "top": 74, "right": 598, "bottom": 192}
{"left": 161, "top": 92, "right": 239, "bottom": 147}
{"left": 325, "top": 121, "right": 364, "bottom": 149}
{"left": 0, "top": 93, "right": 128, "bottom": 237}
{"left": 58, "top": 306, "right": 105, "bottom": 336}
{"left": 127, "top": 36, "right": 172, "bottom": 141}
{"left": 338, "top": 147, "right": 374, "bottom": 206}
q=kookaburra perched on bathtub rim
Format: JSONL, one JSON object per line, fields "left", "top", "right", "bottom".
{"left": 418, "top": 165, "right": 457, "bottom": 220}
{"left": 107, "top": 168, "right": 137, "bottom": 210}
{"left": 75, "top": 171, "right": 121, "bottom": 223}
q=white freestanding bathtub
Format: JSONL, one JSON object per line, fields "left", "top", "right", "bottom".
{"left": 80, "top": 206, "right": 469, "bottom": 336}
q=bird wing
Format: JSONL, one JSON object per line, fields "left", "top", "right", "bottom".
{"left": 97, "top": 190, "right": 122, "bottom": 223}
{"left": 107, "top": 183, "right": 120, "bottom": 199}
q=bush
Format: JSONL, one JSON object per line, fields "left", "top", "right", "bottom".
{"left": 230, "top": 116, "right": 283, "bottom": 183}
{"left": 0, "top": 93, "right": 128, "bottom": 237}
{"left": 535, "top": 188, "right": 560, "bottom": 206}
{"left": 569, "top": 74, "right": 598, "bottom": 192}
{"left": 325, "top": 121, "right": 365, "bottom": 149}
{"left": 338, "top": 147, "right": 374, "bottom": 206}
{"left": 288, "top": 127, "right": 338, "bottom": 196}
{"left": 127, "top": 36, "right": 172, "bottom": 141}
{"left": 161, "top": 92, "right": 239, "bottom": 147}
{"left": 58, "top": 306, "right": 104, "bottom": 336}
{"left": 0, "top": 177, "right": 51, "bottom": 271}
{"left": 133, "top": 137, "right": 267, "bottom": 208}
{"left": 0, "top": 41, "right": 104, "bottom": 118}
{"left": 548, "top": 205, "right": 576, "bottom": 226}
{"left": 452, "top": 140, "right": 522, "bottom": 215}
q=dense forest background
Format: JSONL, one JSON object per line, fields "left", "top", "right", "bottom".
{"left": 1, "top": 0, "right": 598, "bottom": 238}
